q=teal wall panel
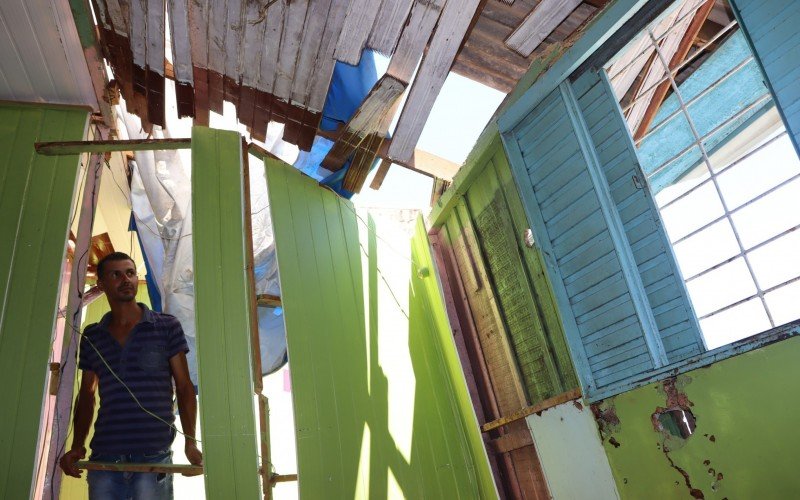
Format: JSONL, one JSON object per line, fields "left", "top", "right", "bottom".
{"left": 191, "top": 126, "right": 261, "bottom": 499}
{"left": 0, "top": 103, "right": 88, "bottom": 499}
{"left": 502, "top": 71, "right": 704, "bottom": 400}
{"left": 731, "top": 0, "right": 800, "bottom": 155}
{"left": 266, "top": 158, "right": 496, "bottom": 498}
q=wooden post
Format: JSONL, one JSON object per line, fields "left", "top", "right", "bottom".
{"left": 259, "top": 395, "right": 272, "bottom": 500}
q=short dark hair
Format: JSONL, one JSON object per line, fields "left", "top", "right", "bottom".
{"left": 97, "top": 252, "right": 135, "bottom": 279}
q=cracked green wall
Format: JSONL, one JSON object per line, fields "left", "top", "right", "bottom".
{"left": 597, "top": 335, "right": 800, "bottom": 498}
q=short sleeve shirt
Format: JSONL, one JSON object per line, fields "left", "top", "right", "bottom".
{"left": 78, "top": 303, "right": 189, "bottom": 454}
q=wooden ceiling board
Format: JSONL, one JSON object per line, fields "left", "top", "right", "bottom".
{"left": 291, "top": 0, "right": 333, "bottom": 105}
{"left": 505, "top": 0, "right": 583, "bottom": 57}
{"left": 334, "top": 0, "right": 383, "bottom": 66}
{"left": 387, "top": 0, "right": 446, "bottom": 82}
{"left": 367, "top": 0, "right": 415, "bottom": 56}
{"left": 306, "top": 0, "right": 349, "bottom": 111}
{"left": 274, "top": 0, "right": 309, "bottom": 100}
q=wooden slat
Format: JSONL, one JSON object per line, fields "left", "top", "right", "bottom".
{"left": 240, "top": 0, "right": 267, "bottom": 89}
{"left": 306, "top": 0, "right": 349, "bottom": 111}
{"left": 321, "top": 75, "right": 406, "bottom": 171}
{"left": 189, "top": 0, "right": 210, "bottom": 124}
{"left": 291, "top": 0, "right": 332, "bottom": 105}
{"left": 342, "top": 132, "right": 384, "bottom": 192}
{"left": 75, "top": 462, "right": 202, "bottom": 475}
{"left": 35, "top": 138, "right": 192, "bottom": 155}
{"left": 334, "top": 0, "right": 383, "bottom": 65}
{"left": 256, "top": 294, "right": 282, "bottom": 307}
{"left": 146, "top": 0, "right": 166, "bottom": 125}
{"left": 105, "top": 0, "right": 129, "bottom": 36}
{"left": 168, "top": 0, "right": 195, "bottom": 117}
{"left": 387, "top": 0, "right": 445, "bottom": 82}
{"left": 367, "top": 0, "right": 414, "bottom": 55}
{"left": 258, "top": 0, "right": 286, "bottom": 96}
{"left": 504, "top": 0, "right": 582, "bottom": 57}
{"left": 491, "top": 428, "right": 534, "bottom": 454}
{"left": 388, "top": 0, "right": 482, "bottom": 164}
{"left": 481, "top": 388, "right": 582, "bottom": 432}
{"left": 369, "top": 158, "right": 392, "bottom": 190}
{"left": 274, "top": 0, "right": 309, "bottom": 100}
{"left": 224, "top": 0, "right": 245, "bottom": 81}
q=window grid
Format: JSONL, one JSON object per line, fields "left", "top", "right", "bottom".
{"left": 646, "top": 27, "right": 776, "bottom": 328}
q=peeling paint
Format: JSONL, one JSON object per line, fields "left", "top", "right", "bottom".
{"left": 591, "top": 400, "right": 621, "bottom": 442}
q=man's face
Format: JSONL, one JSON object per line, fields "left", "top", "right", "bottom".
{"left": 98, "top": 259, "right": 138, "bottom": 302}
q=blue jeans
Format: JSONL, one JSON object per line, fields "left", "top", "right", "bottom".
{"left": 87, "top": 449, "right": 173, "bottom": 500}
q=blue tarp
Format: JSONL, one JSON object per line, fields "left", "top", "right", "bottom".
{"left": 294, "top": 51, "right": 381, "bottom": 199}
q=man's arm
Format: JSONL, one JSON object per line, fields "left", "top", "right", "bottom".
{"left": 169, "top": 351, "right": 203, "bottom": 475}
{"left": 59, "top": 370, "right": 97, "bottom": 478}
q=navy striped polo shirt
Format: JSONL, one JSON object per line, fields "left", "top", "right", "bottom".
{"left": 78, "top": 304, "right": 189, "bottom": 454}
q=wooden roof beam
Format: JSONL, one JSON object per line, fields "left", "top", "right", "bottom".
{"left": 504, "top": 0, "right": 582, "bottom": 57}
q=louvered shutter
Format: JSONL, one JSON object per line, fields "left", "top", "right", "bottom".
{"left": 501, "top": 70, "right": 704, "bottom": 399}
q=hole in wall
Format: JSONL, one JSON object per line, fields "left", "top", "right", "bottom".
{"left": 654, "top": 407, "right": 696, "bottom": 439}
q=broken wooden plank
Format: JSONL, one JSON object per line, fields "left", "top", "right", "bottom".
{"left": 206, "top": 0, "right": 227, "bottom": 112}
{"left": 256, "top": 294, "right": 282, "bottom": 307}
{"left": 291, "top": 0, "right": 332, "bottom": 106}
{"left": 321, "top": 75, "right": 406, "bottom": 171}
{"left": 274, "top": 0, "right": 309, "bottom": 100}
{"left": 388, "top": 0, "right": 482, "bottom": 164}
{"left": 259, "top": 0, "right": 286, "bottom": 96}
{"left": 334, "top": 0, "right": 383, "bottom": 65}
{"left": 481, "top": 388, "right": 582, "bottom": 432}
{"left": 342, "top": 132, "right": 383, "bottom": 192}
{"left": 504, "top": 0, "right": 582, "bottom": 57}
{"left": 306, "top": 0, "right": 349, "bottom": 111}
{"left": 105, "top": 0, "right": 129, "bottom": 36}
{"left": 367, "top": 0, "right": 414, "bottom": 56}
{"left": 387, "top": 0, "right": 445, "bottom": 83}
{"left": 35, "top": 138, "right": 192, "bottom": 155}
{"left": 369, "top": 158, "right": 392, "bottom": 190}
{"left": 224, "top": 0, "right": 245, "bottom": 82}
{"left": 241, "top": 0, "right": 268, "bottom": 89}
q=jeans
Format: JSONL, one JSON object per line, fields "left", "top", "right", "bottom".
{"left": 87, "top": 449, "right": 173, "bottom": 500}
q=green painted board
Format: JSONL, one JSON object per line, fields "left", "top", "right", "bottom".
{"left": 0, "top": 103, "right": 88, "bottom": 499}
{"left": 191, "top": 126, "right": 260, "bottom": 499}
{"left": 599, "top": 335, "right": 800, "bottom": 498}
{"left": 265, "top": 158, "right": 497, "bottom": 498}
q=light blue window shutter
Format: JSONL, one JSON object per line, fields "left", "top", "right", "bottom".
{"left": 730, "top": 0, "right": 800, "bottom": 155}
{"left": 501, "top": 70, "right": 704, "bottom": 399}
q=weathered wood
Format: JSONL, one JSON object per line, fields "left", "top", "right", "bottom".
{"left": 259, "top": 395, "right": 271, "bottom": 500}
{"left": 387, "top": 0, "right": 445, "bottom": 82}
{"left": 75, "top": 461, "right": 203, "bottom": 475}
{"left": 491, "top": 428, "right": 534, "bottom": 454}
{"left": 291, "top": 0, "right": 332, "bottom": 105}
{"left": 334, "top": 0, "right": 383, "bottom": 65}
{"left": 505, "top": 0, "right": 582, "bottom": 57}
{"left": 307, "top": 0, "right": 349, "bottom": 111}
{"left": 274, "top": 0, "right": 309, "bottom": 100}
{"left": 367, "top": 0, "right": 414, "bottom": 55}
{"left": 256, "top": 294, "right": 282, "bottom": 307}
{"left": 271, "top": 474, "right": 298, "bottom": 484}
{"left": 369, "top": 158, "right": 392, "bottom": 190}
{"left": 224, "top": 0, "right": 245, "bottom": 81}
{"left": 389, "top": 0, "right": 482, "bottom": 163}
{"left": 241, "top": 0, "right": 268, "bottom": 89}
{"left": 259, "top": 0, "right": 286, "bottom": 95}
{"left": 322, "top": 75, "right": 406, "bottom": 171}
{"left": 481, "top": 388, "right": 582, "bottom": 432}
{"left": 342, "top": 132, "right": 384, "bottom": 192}
{"left": 188, "top": 0, "right": 210, "bottom": 124}
{"left": 146, "top": 0, "right": 166, "bottom": 126}
{"left": 35, "top": 138, "right": 192, "bottom": 155}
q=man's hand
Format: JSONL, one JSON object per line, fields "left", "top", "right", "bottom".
{"left": 183, "top": 442, "right": 203, "bottom": 477}
{"left": 59, "top": 447, "right": 86, "bottom": 478}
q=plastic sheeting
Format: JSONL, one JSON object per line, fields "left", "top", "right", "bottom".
{"left": 118, "top": 98, "right": 287, "bottom": 383}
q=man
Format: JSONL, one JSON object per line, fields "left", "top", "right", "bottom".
{"left": 60, "top": 252, "right": 202, "bottom": 499}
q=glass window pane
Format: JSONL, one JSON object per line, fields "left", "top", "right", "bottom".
{"left": 699, "top": 298, "right": 771, "bottom": 350}
{"left": 660, "top": 182, "right": 725, "bottom": 242}
{"left": 717, "top": 134, "right": 800, "bottom": 209}
{"left": 747, "top": 231, "right": 800, "bottom": 290}
{"left": 685, "top": 257, "right": 756, "bottom": 317}
{"left": 672, "top": 219, "right": 739, "bottom": 278}
{"left": 730, "top": 178, "right": 800, "bottom": 248}
{"left": 764, "top": 281, "right": 800, "bottom": 327}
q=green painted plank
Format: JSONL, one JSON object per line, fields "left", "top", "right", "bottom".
{"left": 265, "top": 158, "right": 497, "bottom": 498}
{"left": 191, "top": 126, "right": 260, "bottom": 499}
{"left": 0, "top": 103, "right": 88, "bottom": 499}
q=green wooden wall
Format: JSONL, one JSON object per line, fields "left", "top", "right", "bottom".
{"left": 266, "top": 157, "right": 496, "bottom": 498}
{"left": 0, "top": 103, "right": 88, "bottom": 499}
{"left": 191, "top": 127, "right": 260, "bottom": 499}
{"left": 432, "top": 133, "right": 578, "bottom": 407}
